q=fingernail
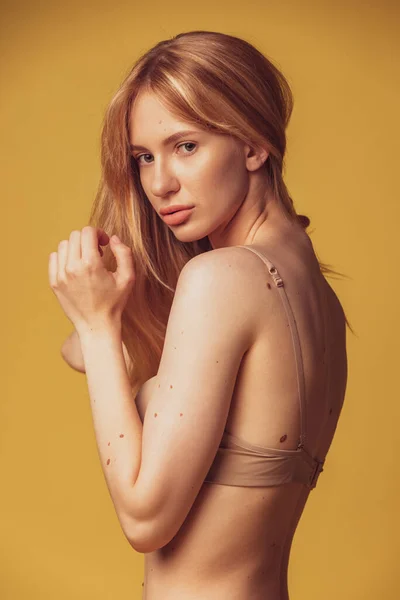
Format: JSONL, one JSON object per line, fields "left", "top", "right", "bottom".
{"left": 112, "top": 235, "right": 121, "bottom": 243}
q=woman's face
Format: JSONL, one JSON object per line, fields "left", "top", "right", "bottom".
{"left": 128, "top": 91, "right": 261, "bottom": 246}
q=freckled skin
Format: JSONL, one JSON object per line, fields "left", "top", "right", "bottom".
{"left": 280, "top": 434, "right": 287, "bottom": 443}
{"left": 106, "top": 459, "right": 110, "bottom": 465}
{"left": 180, "top": 413, "right": 183, "bottom": 417}
{"left": 154, "top": 413, "right": 158, "bottom": 417}
{"left": 170, "top": 385, "right": 173, "bottom": 388}
{"left": 107, "top": 442, "right": 110, "bottom": 446}
{"left": 267, "top": 282, "right": 271, "bottom": 289}
{"left": 119, "top": 434, "right": 124, "bottom": 438}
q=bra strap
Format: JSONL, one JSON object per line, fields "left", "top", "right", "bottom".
{"left": 235, "top": 245, "right": 307, "bottom": 450}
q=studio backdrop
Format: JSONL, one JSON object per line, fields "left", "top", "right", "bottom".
{"left": 1, "top": 1, "right": 399, "bottom": 598}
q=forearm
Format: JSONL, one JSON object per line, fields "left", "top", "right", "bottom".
{"left": 78, "top": 322, "right": 143, "bottom": 533}
{"left": 61, "top": 328, "right": 135, "bottom": 374}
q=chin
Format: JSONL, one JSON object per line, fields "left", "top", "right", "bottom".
{"left": 171, "top": 228, "right": 206, "bottom": 244}
{"left": 167, "top": 219, "right": 211, "bottom": 244}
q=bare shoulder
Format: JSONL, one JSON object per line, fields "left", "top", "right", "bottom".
{"left": 172, "top": 246, "right": 270, "bottom": 347}
{"left": 182, "top": 246, "right": 271, "bottom": 308}
{"left": 182, "top": 245, "right": 270, "bottom": 288}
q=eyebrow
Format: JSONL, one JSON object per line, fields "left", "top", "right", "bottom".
{"left": 129, "top": 130, "right": 201, "bottom": 152}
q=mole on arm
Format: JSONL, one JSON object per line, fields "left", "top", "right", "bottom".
{"left": 280, "top": 434, "right": 287, "bottom": 443}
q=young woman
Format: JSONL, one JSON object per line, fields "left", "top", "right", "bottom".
{"left": 53, "top": 30, "right": 350, "bottom": 600}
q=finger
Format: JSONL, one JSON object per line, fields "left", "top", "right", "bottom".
{"left": 81, "top": 226, "right": 103, "bottom": 265}
{"left": 67, "top": 230, "right": 82, "bottom": 266}
{"left": 57, "top": 240, "right": 69, "bottom": 279}
{"left": 97, "top": 228, "right": 110, "bottom": 247}
{"left": 97, "top": 229, "right": 108, "bottom": 257}
{"left": 110, "top": 236, "right": 135, "bottom": 284}
{"left": 48, "top": 252, "right": 58, "bottom": 288}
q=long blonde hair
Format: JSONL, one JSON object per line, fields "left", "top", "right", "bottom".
{"left": 88, "top": 30, "right": 353, "bottom": 394}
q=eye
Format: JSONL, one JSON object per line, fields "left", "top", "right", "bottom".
{"left": 134, "top": 142, "right": 198, "bottom": 166}
{"left": 180, "top": 142, "right": 197, "bottom": 154}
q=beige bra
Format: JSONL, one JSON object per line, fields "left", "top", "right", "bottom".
{"left": 204, "top": 245, "right": 326, "bottom": 490}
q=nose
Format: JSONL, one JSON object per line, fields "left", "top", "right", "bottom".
{"left": 150, "top": 157, "right": 180, "bottom": 198}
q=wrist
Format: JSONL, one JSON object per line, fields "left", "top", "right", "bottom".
{"left": 76, "top": 319, "right": 122, "bottom": 344}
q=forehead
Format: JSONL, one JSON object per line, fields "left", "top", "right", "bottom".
{"left": 129, "top": 92, "right": 191, "bottom": 142}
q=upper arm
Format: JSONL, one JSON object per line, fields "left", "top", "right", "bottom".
{"left": 129, "top": 248, "right": 259, "bottom": 551}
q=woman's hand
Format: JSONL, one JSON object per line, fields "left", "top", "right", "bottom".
{"left": 48, "top": 226, "right": 135, "bottom": 335}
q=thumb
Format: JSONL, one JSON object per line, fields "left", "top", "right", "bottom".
{"left": 110, "top": 235, "right": 135, "bottom": 284}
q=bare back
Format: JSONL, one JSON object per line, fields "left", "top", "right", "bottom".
{"left": 140, "top": 228, "right": 348, "bottom": 600}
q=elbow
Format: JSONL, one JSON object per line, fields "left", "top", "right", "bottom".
{"left": 123, "top": 506, "right": 177, "bottom": 553}
{"left": 125, "top": 517, "right": 169, "bottom": 553}
{"left": 122, "top": 481, "right": 178, "bottom": 552}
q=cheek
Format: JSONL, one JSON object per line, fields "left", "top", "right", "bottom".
{"left": 138, "top": 172, "right": 155, "bottom": 203}
{"left": 189, "top": 150, "right": 246, "bottom": 197}
{"left": 211, "top": 152, "right": 248, "bottom": 202}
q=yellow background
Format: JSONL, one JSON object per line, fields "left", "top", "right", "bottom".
{"left": 1, "top": 0, "right": 399, "bottom": 598}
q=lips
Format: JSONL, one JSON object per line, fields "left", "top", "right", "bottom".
{"left": 160, "top": 205, "right": 194, "bottom": 216}
{"left": 161, "top": 207, "right": 194, "bottom": 225}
